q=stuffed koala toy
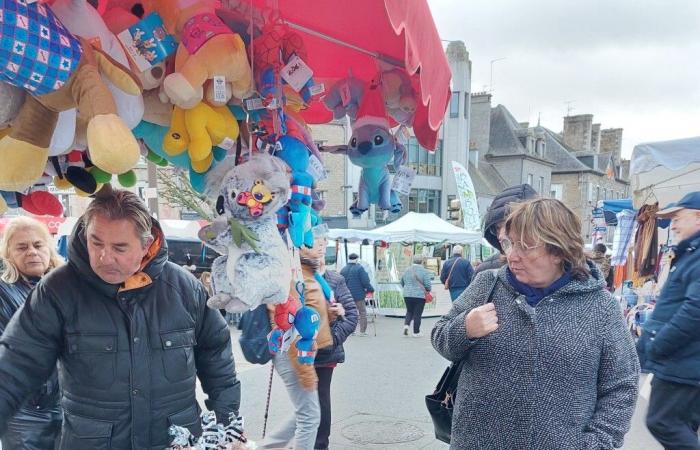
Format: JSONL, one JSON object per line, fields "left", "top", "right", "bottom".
{"left": 199, "top": 153, "right": 292, "bottom": 313}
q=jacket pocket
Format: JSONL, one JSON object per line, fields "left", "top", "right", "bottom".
{"left": 168, "top": 404, "right": 202, "bottom": 437}
{"left": 65, "top": 334, "right": 117, "bottom": 390}
{"left": 60, "top": 411, "right": 113, "bottom": 450}
{"left": 161, "top": 329, "right": 196, "bottom": 383}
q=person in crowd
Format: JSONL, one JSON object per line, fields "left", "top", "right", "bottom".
{"left": 440, "top": 245, "right": 474, "bottom": 301}
{"left": 0, "top": 217, "right": 64, "bottom": 450}
{"left": 639, "top": 192, "right": 700, "bottom": 450}
{"left": 340, "top": 253, "right": 374, "bottom": 336}
{"left": 432, "top": 198, "right": 639, "bottom": 450}
{"left": 298, "top": 230, "right": 358, "bottom": 450}
{"left": 400, "top": 255, "right": 433, "bottom": 337}
{"left": 474, "top": 184, "right": 538, "bottom": 276}
{"left": 590, "top": 243, "right": 612, "bottom": 290}
{"left": 0, "top": 188, "right": 241, "bottom": 449}
{"left": 262, "top": 229, "right": 335, "bottom": 450}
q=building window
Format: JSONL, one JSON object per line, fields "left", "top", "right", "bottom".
{"left": 603, "top": 188, "right": 607, "bottom": 200}
{"left": 527, "top": 174, "right": 533, "bottom": 186}
{"left": 450, "top": 91, "right": 460, "bottom": 118}
{"left": 408, "top": 189, "right": 441, "bottom": 215}
{"left": 550, "top": 184, "right": 563, "bottom": 200}
{"left": 407, "top": 137, "right": 442, "bottom": 176}
{"left": 539, "top": 176, "right": 545, "bottom": 195}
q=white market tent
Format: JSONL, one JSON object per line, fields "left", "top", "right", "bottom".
{"left": 330, "top": 212, "right": 481, "bottom": 244}
{"left": 631, "top": 136, "right": 700, "bottom": 209}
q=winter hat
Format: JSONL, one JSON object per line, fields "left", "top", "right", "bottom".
{"left": 352, "top": 83, "right": 390, "bottom": 131}
{"left": 484, "top": 184, "right": 538, "bottom": 252}
{"left": 348, "top": 253, "right": 359, "bottom": 261}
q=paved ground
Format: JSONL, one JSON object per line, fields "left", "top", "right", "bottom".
{"left": 223, "top": 315, "right": 663, "bottom": 450}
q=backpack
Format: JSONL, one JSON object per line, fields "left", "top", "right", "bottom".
{"left": 237, "top": 304, "right": 272, "bottom": 365}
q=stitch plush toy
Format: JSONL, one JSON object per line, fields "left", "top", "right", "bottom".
{"left": 145, "top": 0, "right": 253, "bottom": 109}
{"left": 0, "top": 0, "right": 142, "bottom": 192}
{"left": 320, "top": 85, "right": 405, "bottom": 217}
{"left": 198, "top": 153, "right": 291, "bottom": 313}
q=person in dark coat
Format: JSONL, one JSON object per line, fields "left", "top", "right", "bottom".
{"left": 300, "top": 231, "right": 359, "bottom": 450}
{"left": 639, "top": 192, "right": 700, "bottom": 450}
{"left": 439, "top": 245, "right": 474, "bottom": 301}
{"left": 0, "top": 217, "right": 65, "bottom": 450}
{"left": 0, "top": 188, "right": 241, "bottom": 449}
{"left": 340, "top": 253, "right": 374, "bottom": 336}
{"left": 474, "top": 184, "right": 538, "bottom": 277}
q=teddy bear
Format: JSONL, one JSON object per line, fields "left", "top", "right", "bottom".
{"left": 144, "top": 0, "right": 253, "bottom": 109}
{"left": 0, "top": 0, "right": 143, "bottom": 192}
{"left": 198, "top": 153, "right": 292, "bottom": 313}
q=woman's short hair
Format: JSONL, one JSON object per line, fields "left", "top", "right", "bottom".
{"left": 83, "top": 187, "right": 153, "bottom": 246}
{"left": 413, "top": 255, "right": 424, "bottom": 264}
{"left": 504, "top": 198, "right": 590, "bottom": 280}
{"left": 0, "top": 216, "right": 64, "bottom": 283}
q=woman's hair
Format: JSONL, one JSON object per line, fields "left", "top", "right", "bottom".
{"left": 1, "top": 216, "right": 64, "bottom": 283}
{"left": 413, "top": 255, "right": 424, "bottom": 264}
{"left": 504, "top": 198, "right": 590, "bottom": 280}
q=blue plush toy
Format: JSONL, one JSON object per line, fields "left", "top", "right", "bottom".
{"left": 320, "top": 86, "right": 406, "bottom": 217}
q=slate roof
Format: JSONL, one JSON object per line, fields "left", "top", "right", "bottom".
{"left": 469, "top": 160, "right": 508, "bottom": 197}
{"left": 488, "top": 105, "right": 529, "bottom": 156}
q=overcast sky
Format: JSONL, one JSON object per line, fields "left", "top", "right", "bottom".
{"left": 427, "top": 0, "right": 700, "bottom": 158}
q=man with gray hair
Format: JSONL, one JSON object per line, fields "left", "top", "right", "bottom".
{"left": 440, "top": 245, "right": 474, "bottom": 301}
{"left": 0, "top": 187, "right": 241, "bottom": 449}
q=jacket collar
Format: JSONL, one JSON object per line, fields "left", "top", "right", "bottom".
{"left": 497, "top": 260, "right": 605, "bottom": 298}
{"left": 676, "top": 229, "right": 700, "bottom": 256}
{"left": 68, "top": 217, "right": 169, "bottom": 297}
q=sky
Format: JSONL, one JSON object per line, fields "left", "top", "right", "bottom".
{"left": 427, "top": 0, "right": 700, "bottom": 158}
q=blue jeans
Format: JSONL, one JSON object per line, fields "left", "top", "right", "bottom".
{"left": 449, "top": 287, "right": 467, "bottom": 301}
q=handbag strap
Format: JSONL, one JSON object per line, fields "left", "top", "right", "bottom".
{"left": 412, "top": 268, "right": 428, "bottom": 293}
{"left": 445, "top": 258, "right": 460, "bottom": 286}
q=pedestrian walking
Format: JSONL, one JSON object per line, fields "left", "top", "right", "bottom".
{"left": 431, "top": 198, "right": 639, "bottom": 449}
{"left": 639, "top": 192, "right": 700, "bottom": 450}
{"left": 0, "top": 217, "right": 64, "bottom": 450}
{"left": 400, "top": 255, "right": 433, "bottom": 337}
{"left": 340, "top": 253, "right": 374, "bottom": 336}
{"left": 0, "top": 188, "right": 241, "bottom": 449}
{"left": 440, "top": 245, "right": 474, "bottom": 301}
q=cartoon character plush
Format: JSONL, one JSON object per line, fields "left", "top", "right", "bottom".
{"left": 320, "top": 85, "right": 405, "bottom": 217}
{"left": 198, "top": 153, "right": 291, "bottom": 313}
{"left": 0, "top": 0, "right": 142, "bottom": 192}
{"left": 379, "top": 68, "right": 417, "bottom": 126}
{"left": 322, "top": 77, "right": 364, "bottom": 121}
{"left": 145, "top": 0, "right": 253, "bottom": 108}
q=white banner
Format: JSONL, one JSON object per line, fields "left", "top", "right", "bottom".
{"left": 451, "top": 161, "right": 481, "bottom": 232}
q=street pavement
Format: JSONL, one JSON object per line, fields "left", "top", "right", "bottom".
{"left": 221, "top": 316, "right": 663, "bottom": 450}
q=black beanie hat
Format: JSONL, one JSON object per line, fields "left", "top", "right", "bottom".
{"left": 483, "top": 184, "right": 538, "bottom": 252}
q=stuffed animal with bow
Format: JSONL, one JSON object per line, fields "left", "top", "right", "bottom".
{"left": 144, "top": 0, "right": 253, "bottom": 109}
{"left": 198, "top": 153, "right": 291, "bottom": 313}
{"left": 379, "top": 68, "right": 417, "bottom": 126}
{"left": 0, "top": 0, "right": 142, "bottom": 192}
{"left": 320, "top": 85, "right": 405, "bottom": 217}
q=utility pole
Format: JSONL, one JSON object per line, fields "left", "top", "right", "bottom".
{"left": 146, "top": 160, "right": 159, "bottom": 219}
{"left": 489, "top": 57, "right": 506, "bottom": 94}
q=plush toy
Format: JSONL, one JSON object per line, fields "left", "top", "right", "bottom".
{"left": 322, "top": 77, "right": 365, "bottom": 121}
{"left": 267, "top": 287, "right": 321, "bottom": 366}
{"left": 51, "top": 0, "right": 145, "bottom": 129}
{"left": 163, "top": 100, "right": 239, "bottom": 173}
{"left": 380, "top": 68, "right": 417, "bottom": 126}
{"left": 0, "top": 82, "right": 25, "bottom": 128}
{"left": 145, "top": 0, "right": 253, "bottom": 108}
{"left": 198, "top": 153, "right": 291, "bottom": 313}
{"left": 0, "top": 0, "right": 142, "bottom": 192}
{"left": 320, "top": 85, "right": 405, "bottom": 217}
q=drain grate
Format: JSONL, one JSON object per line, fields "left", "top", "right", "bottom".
{"left": 341, "top": 420, "right": 425, "bottom": 445}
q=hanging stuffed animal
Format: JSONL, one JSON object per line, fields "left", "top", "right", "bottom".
{"left": 379, "top": 68, "right": 417, "bottom": 126}
{"left": 0, "top": 0, "right": 142, "bottom": 192}
{"left": 322, "top": 77, "right": 364, "bottom": 121}
{"left": 198, "top": 153, "right": 291, "bottom": 313}
{"left": 320, "top": 84, "right": 406, "bottom": 217}
{"left": 145, "top": 0, "right": 253, "bottom": 109}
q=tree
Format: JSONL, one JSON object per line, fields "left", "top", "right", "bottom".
{"left": 156, "top": 168, "right": 214, "bottom": 221}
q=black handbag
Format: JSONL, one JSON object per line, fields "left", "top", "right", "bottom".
{"left": 425, "top": 275, "right": 498, "bottom": 443}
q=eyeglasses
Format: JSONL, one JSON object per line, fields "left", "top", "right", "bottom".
{"left": 500, "top": 238, "right": 543, "bottom": 255}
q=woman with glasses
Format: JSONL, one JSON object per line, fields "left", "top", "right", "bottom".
{"left": 431, "top": 198, "right": 640, "bottom": 450}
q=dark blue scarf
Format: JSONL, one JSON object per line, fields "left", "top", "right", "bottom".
{"left": 506, "top": 267, "right": 572, "bottom": 307}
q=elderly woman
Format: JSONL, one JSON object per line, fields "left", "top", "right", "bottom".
{"left": 400, "top": 255, "right": 434, "bottom": 337}
{"left": 0, "top": 216, "right": 64, "bottom": 450}
{"left": 431, "top": 198, "right": 639, "bottom": 450}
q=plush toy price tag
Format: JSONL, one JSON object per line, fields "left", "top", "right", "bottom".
{"left": 391, "top": 166, "right": 416, "bottom": 196}
{"left": 245, "top": 97, "right": 265, "bottom": 111}
{"left": 281, "top": 55, "right": 314, "bottom": 92}
{"left": 117, "top": 12, "right": 177, "bottom": 72}
{"left": 308, "top": 83, "right": 325, "bottom": 96}
{"left": 307, "top": 155, "right": 328, "bottom": 182}
{"left": 218, "top": 137, "right": 236, "bottom": 151}
{"left": 213, "top": 76, "right": 228, "bottom": 103}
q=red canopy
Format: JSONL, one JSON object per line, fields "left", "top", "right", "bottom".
{"left": 239, "top": 0, "right": 451, "bottom": 150}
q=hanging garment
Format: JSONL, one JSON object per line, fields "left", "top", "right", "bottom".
{"left": 633, "top": 204, "right": 659, "bottom": 278}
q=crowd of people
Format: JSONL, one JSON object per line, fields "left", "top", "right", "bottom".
{"left": 0, "top": 185, "right": 697, "bottom": 449}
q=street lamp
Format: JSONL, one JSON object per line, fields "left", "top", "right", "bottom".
{"left": 489, "top": 57, "right": 507, "bottom": 94}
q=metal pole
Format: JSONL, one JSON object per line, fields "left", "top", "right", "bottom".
{"left": 146, "top": 161, "right": 159, "bottom": 218}
{"left": 489, "top": 57, "right": 506, "bottom": 94}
